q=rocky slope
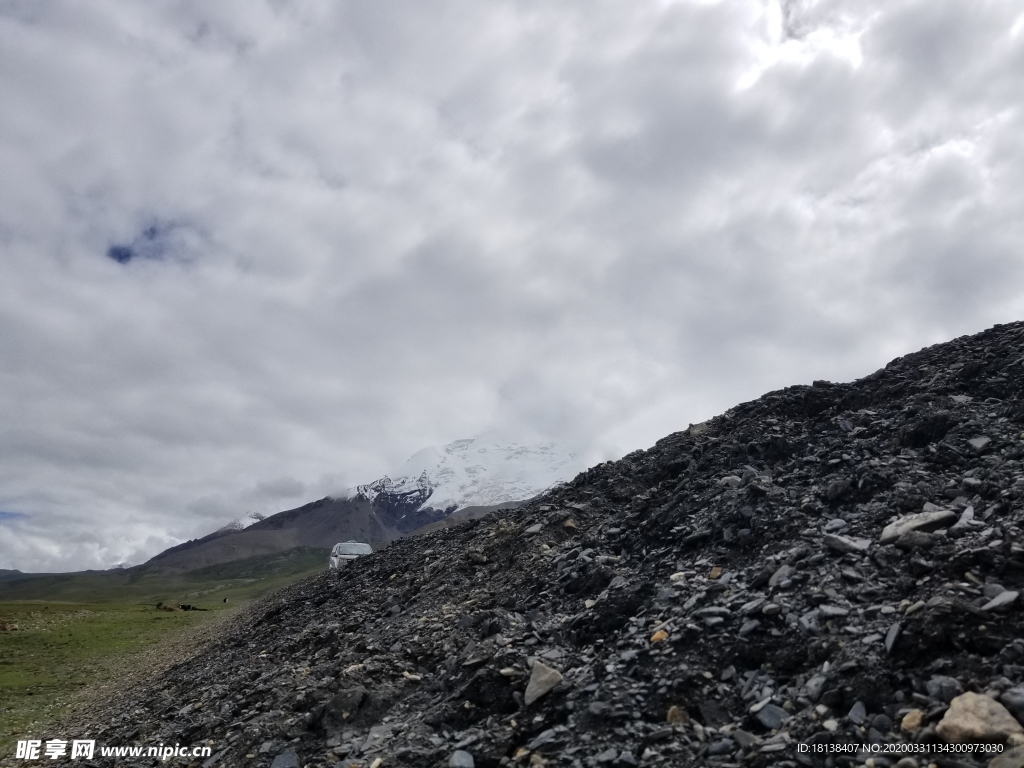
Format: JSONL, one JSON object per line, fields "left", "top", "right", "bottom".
{"left": 51, "top": 321, "right": 1024, "bottom": 768}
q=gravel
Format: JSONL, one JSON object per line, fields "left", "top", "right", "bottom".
{"left": 46, "top": 320, "right": 1024, "bottom": 767}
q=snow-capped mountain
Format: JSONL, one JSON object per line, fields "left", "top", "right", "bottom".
{"left": 135, "top": 435, "right": 590, "bottom": 574}
{"left": 352, "top": 435, "right": 587, "bottom": 527}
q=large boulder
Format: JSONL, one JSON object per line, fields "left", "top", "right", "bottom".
{"left": 936, "top": 692, "right": 1024, "bottom": 745}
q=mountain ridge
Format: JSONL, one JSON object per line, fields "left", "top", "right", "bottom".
{"left": 53, "top": 436, "right": 586, "bottom": 578}
{"left": 140, "top": 436, "right": 586, "bottom": 575}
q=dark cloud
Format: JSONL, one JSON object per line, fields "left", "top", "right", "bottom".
{"left": 1, "top": 0, "right": 1023, "bottom": 570}
{"left": 254, "top": 477, "right": 306, "bottom": 500}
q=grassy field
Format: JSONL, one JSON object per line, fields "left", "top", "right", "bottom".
{"left": 0, "top": 547, "right": 329, "bottom": 757}
{"left": 0, "top": 602, "right": 222, "bottom": 755}
{"left": 0, "top": 546, "right": 330, "bottom": 604}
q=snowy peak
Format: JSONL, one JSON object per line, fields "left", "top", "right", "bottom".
{"left": 353, "top": 436, "right": 587, "bottom": 518}
{"left": 355, "top": 470, "right": 434, "bottom": 512}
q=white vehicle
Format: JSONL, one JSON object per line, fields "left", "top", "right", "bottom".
{"left": 329, "top": 541, "right": 373, "bottom": 569}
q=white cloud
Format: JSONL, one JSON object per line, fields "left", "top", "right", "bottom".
{"left": 1, "top": 0, "right": 1023, "bottom": 570}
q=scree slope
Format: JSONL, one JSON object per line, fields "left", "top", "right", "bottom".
{"left": 49, "top": 321, "right": 1024, "bottom": 768}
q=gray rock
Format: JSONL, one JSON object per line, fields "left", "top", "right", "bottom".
{"left": 926, "top": 675, "right": 963, "bottom": 704}
{"left": 894, "top": 530, "right": 936, "bottom": 551}
{"left": 984, "top": 583, "right": 1007, "bottom": 598}
{"left": 740, "top": 597, "right": 765, "bottom": 614}
{"left": 526, "top": 729, "right": 556, "bottom": 750}
{"left": 270, "top": 753, "right": 299, "bottom": 768}
{"left": 738, "top": 619, "right": 760, "bottom": 637}
{"left": 967, "top": 436, "right": 992, "bottom": 453}
{"left": 885, "top": 622, "right": 901, "bottom": 655}
{"left": 879, "top": 509, "right": 957, "bottom": 544}
{"left": 952, "top": 505, "right": 975, "bottom": 527}
{"left": 755, "top": 704, "right": 791, "bottom": 730}
{"left": 595, "top": 747, "right": 618, "bottom": 763}
{"left": 524, "top": 523, "right": 543, "bottom": 535}
{"left": 524, "top": 661, "right": 563, "bottom": 705}
{"left": 848, "top": 700, "right": 867, "bottom": 724}
{"left": 823, "top": 533, "right": 871, "bottom": 554}
{"left": 708, "top": 739, "right": 734, "bottom": 755}
{"left": 449, "top": 750, "right": 475, "bottom": 768}
{"left": 805, "top": 675, "right": 827, "bottom": 701}
{"left": 962, "top": 476, "right": 983, "bottom": 491}
{"left": 798, "top": 609, "right": 821, "bottom": 635}
{"left": 699, "top": 699, "right": 732, "bottom": 727}
{"left": 360, "top": 725, "right": 394, "bottom": 752}
{"left": 819, "top": 605, "right": 849, "bottom": 618}
{"left": 872, "top": 713, "right": 893, "bottom": 732}
{"left": 732, "top": 729, "right": 760, "bottom": 749}
{"left": 983, "top": 590, "right": 1019, "bottom": 611}
{"left": 769, "top": 565, "right": 794, "bottom": 587}
{"left": 693, "top": 606, "right": 731, "bottom": 617}
{"left": 1001, "top": 688, "right": 1024, "bottom": 722}
{"left": 749, "top": 563, "right": 776, "bottom": 589}
{"left": 615, "top": 751, "right": 638, "bottom": 767}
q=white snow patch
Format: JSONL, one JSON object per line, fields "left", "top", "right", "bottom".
{"left": 355, "top": 435, "right": 588, "bottom": 512}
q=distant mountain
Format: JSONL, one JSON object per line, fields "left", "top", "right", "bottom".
{"left": 135, "top": 435, "right": 586, "bottom": 575}
{"left": 0, "top": 438, "right": 581, "bottom": 589}
{"left": 0, "top": 547, "right": 328, "bottom": 603}
{"left": 139, "top": 497, "right": 399, "bottom": 575}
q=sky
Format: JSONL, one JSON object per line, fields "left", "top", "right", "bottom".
{"left": 2, "top": 0, "right": 1023, "bottom": 572}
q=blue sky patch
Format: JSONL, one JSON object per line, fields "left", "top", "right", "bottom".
{"left": 106, "top": 222, "right": 184, "bottom": 264}
{"left": 107, "top": 245, "right": 134, "bottom": 263}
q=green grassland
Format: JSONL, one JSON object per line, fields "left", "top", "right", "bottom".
{"left": 0, "top": 546, "right": 329, "bottom": 756}
{"left": 0, "top": 602, "right": 218, "bottom": 754}
{"left": 0, "top": 546, "right": 330, "bottom": 604}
